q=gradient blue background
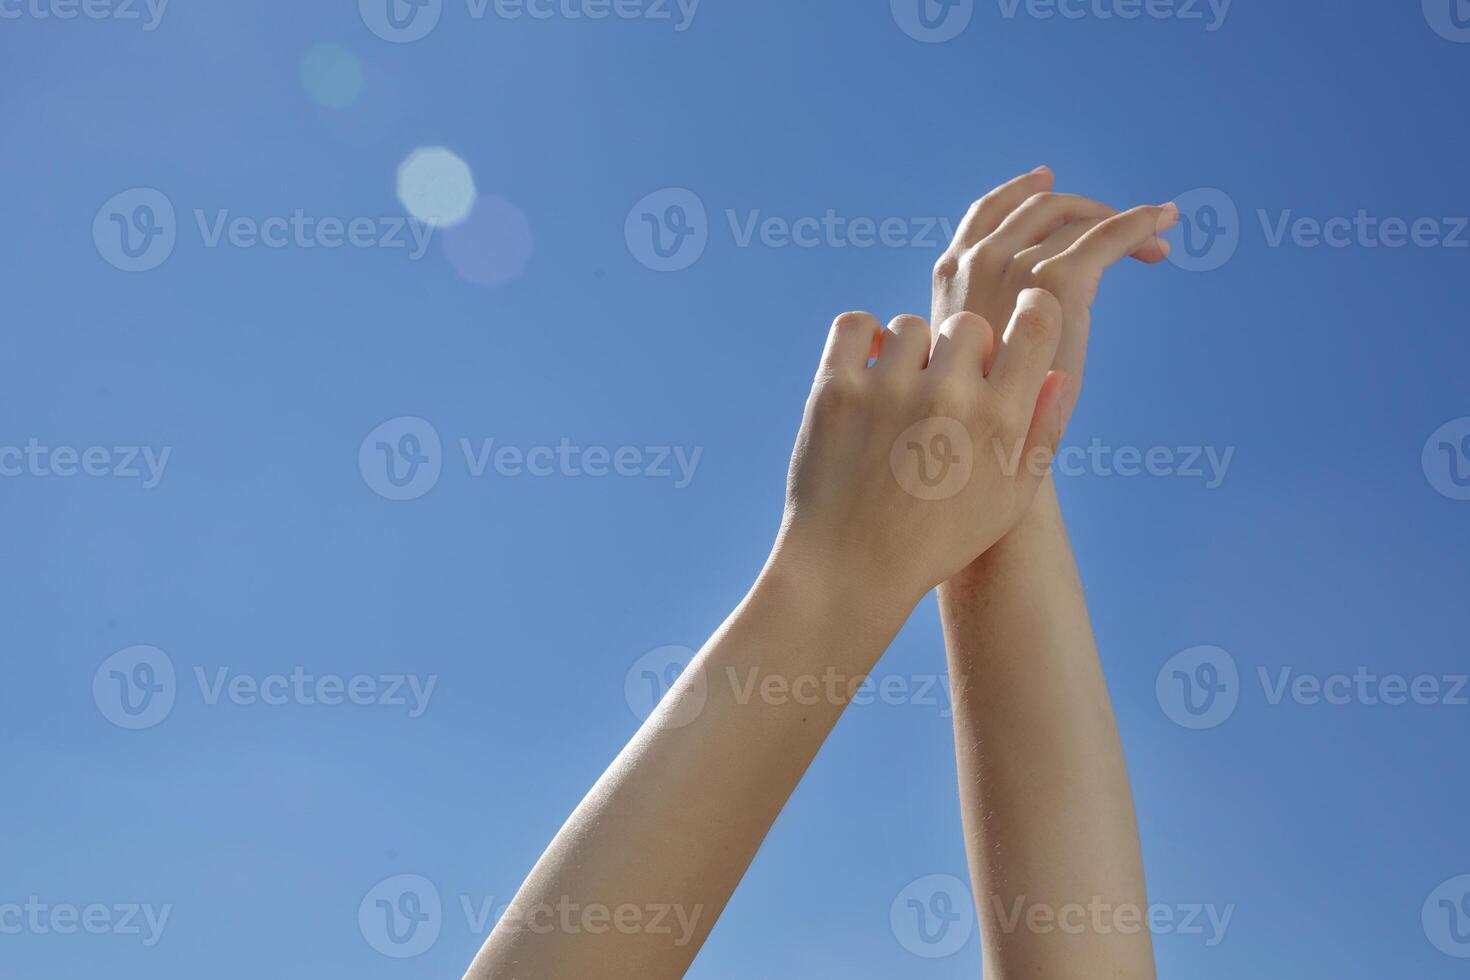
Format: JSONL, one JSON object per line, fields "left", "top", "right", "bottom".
{"left": 2, "top": 1, "right": 1468, "bottom": 976}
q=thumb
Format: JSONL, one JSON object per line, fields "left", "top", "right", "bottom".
{"left": 1016, "top": 369, "right": 1075, "bottom": 493}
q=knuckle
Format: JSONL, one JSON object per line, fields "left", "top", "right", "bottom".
{"left": 831, "top": 310, "right": 877, "bottom": 335}
{"left": 932, "top": 252, "right": 960, "bottom": 283}
{"left": 1022, "top": 190, "right": 1059, "bottom": 211}
{"left": 946, "top": 310, "right": 990, "bottom": 337}
{"left": 1020, "top": 287, "right": 1063, "bottom": 322}
{"left": 965, "top": 242, "right": 1009, "bottom": 277}
{"left": 1032, "top": 257, "right": 1071, "bottom": 291}
{"left": 888, "top": 314, "right": 930, "bottom": 336}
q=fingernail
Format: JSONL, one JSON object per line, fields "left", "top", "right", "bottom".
{"left": 1031, "top": 164, "right": 1052, "bottom": 175}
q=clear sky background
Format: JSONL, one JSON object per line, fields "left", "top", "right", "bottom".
{"left": 2, "top": 1, "right": 1469, "bottom": 977}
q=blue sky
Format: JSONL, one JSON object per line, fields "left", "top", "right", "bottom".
{"left": 2, "top": 1, "right": 1468, "bottom": 976}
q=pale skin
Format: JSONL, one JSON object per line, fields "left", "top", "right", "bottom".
{"left": 464, "top": 171, "right": 1176, "bottom": 979}
{"left": 931, "top": 166, "right": 1176, "bottom": 979}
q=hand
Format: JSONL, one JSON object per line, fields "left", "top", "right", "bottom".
{"left": 775, "top": 291, "right": 1074, "bottom": 607}
{"left": 932, "top": 166, "right": 1179, "bottom": 396}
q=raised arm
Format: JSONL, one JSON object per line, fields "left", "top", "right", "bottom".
{"left": 929, "top": 168, "right": 1177, "bottom": 978}
{"left": 466, "top": 294, "right": 1074, "bottom": 979}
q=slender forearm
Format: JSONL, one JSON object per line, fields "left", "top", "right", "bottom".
{"left": 465, "top": 550, "right": 913, "bottom": 979}
{"left": 938, "top": 480, "right": 1155, "bottom": 978}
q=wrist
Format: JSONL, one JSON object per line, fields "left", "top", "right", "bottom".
{"left": 762, "top": 528, "right": 922, "bottom": 638}
{"left": 945, "top": 477, "right": 1067, "bottom": 590}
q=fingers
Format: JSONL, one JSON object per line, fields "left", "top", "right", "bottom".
{"left": 1024, "top": 215, "right": 1170, "bottom": 265}
{"left": 818, "top": 311, "right": 882, "bottom": 376}
{"left": 985, "top": 192, "right": 1117, "bottom": 255}
{"left": 954, "top": 166, "right": 1055, "bottom": 248}
{"left": 875, "top": 315, "right": 932, "bottom": 372}
{"left": 990, "top": 288, "right": 1064, "bottom": 401}
{"left": 927, "top": 312, "right": 995, "bottom": 376}
{"left": 1048, "top": 203, "right": 1179, "bottom": 281}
